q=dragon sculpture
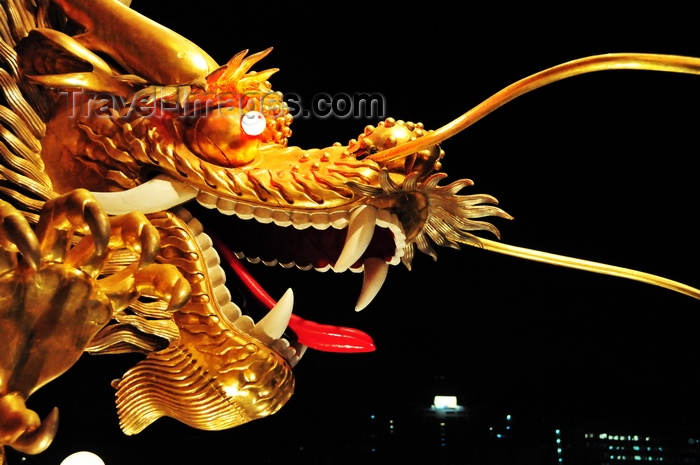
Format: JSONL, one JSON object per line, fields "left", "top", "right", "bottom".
{"left": 2, "top": 0, "right": 700, "bottom": 462}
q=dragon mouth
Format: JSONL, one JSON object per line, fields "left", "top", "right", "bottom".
{"left": 91, "top": 167, "right": 511, "bottom": 355}
{"left": 91, "top": 175, "right": 406, "bottom": 354}
{"left": 195, "top": 193, "right": 405, "bottom": 273}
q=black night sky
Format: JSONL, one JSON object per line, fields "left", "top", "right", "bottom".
{"left": 9, "top": 2, "right": 700, "bottom": 464}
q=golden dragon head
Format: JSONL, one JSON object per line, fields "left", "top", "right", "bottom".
{"left": 25, "top": 0, "right": 700, "bottom": 328}
{"left": 24, "top": 8, "right": 512, "bottom": 316}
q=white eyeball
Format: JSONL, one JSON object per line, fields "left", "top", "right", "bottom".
{"left": 241, "top": 111, "right": 267, "bottom": 136}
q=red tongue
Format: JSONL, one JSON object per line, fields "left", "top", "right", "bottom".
{"left": 213, "top": 237, "right": 376, "bottom": 353}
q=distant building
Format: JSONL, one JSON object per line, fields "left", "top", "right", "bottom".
{"left": 562, "top": 421, "right": 700, "bottom": 464}
{"left": 332, "top": 397, "right": 700, "bottom": 465}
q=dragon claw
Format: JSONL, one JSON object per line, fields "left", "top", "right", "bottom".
{"left": 0, "top": 191, "right": 191, "bottom": 456}
{"left": 0, "top": 207, "right": 40, "bottom": 270}
{"left": 0, "top": 393, "right": 58, "bottom": 457}
{"left": 10, "top": 407, "right": 59, "bottom": 456}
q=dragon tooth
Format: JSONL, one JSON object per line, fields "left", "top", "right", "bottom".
{"left": 310, "top": 212, "right": 332, "bottom": 230}
{"left": 251, "top": 288, "right": 294, "bottom": 343}
{"left": 291, "top": 211, "right": 311, "bottom": 229}
{"left": 271, "top": 210, "right": 293, "bottom": 227}
{"left": 203, "top": 246, "right": 221, "bottom": 268}
{"left": 214, "top": 283, "right": 231, "bottom": 307}
{"left": 253, "top": 207, "right": 274, "bottom": 224}
{"left": 233, "top": 315, "right": 254, "bottom": 332}
{"left": 221, "top": 301, "right": 243, "bottom": 323}
{"left": 234, "top": 202, "right": 255, "bottom": 220}
{"left": 355, "top": 257, "right": 389, "bottom": 311}
{"left": 91, "top": 175, "right": 198, "bottom": 215}
{"left": 216, "top": 198, "right": 237, "bottom": 215}
{"left": 334, "top": 205, "right": 377, "bottom": 272}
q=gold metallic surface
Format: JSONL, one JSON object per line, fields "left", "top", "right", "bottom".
{"left": 2, "top": 1, "right": 700, "bottom": 463}
{"left": 0, "top": 190, "right": 190, "bottom": 456}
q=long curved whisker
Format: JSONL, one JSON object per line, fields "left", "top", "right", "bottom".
{"left": 369, "top": 53, "right": 700, "bottom": 165}
{"left": 473, "top": 237, "right": 700, "bottom": 301}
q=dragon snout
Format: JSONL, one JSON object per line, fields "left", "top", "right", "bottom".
{"left": 349, "top": 118, "right": 444, "bottom": 180}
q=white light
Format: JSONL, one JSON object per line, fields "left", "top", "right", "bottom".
{"left": 240, "top": 111, "right": 267, "bottom": 136}
{"left": 433, "top": 396, "right": 458, "bottom": 409}
{"left": 61, "top": 451, "right": 105, "bottom": 465}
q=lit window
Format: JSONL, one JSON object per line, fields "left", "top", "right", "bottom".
{"left": 433, "top": 396, "right": 458, "bottom": 409}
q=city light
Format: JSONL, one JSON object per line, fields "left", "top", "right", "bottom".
{"left": 433, "top": 396, "right": 458, "bottom": 409}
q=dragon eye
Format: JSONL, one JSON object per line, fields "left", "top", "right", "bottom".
{"left": 241, "top": 111, "right": 267, "bottom": 136}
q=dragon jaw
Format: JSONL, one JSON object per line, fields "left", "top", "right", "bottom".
{"left": 89, "top": 157, "right": 511, "bottom": 316}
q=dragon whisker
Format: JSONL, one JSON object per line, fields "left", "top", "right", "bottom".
{"left": 475, "top": 237, "right": 700, "bottom": 301}
{"left": 368, "top": 53, "right": 700, "bottom": 165}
